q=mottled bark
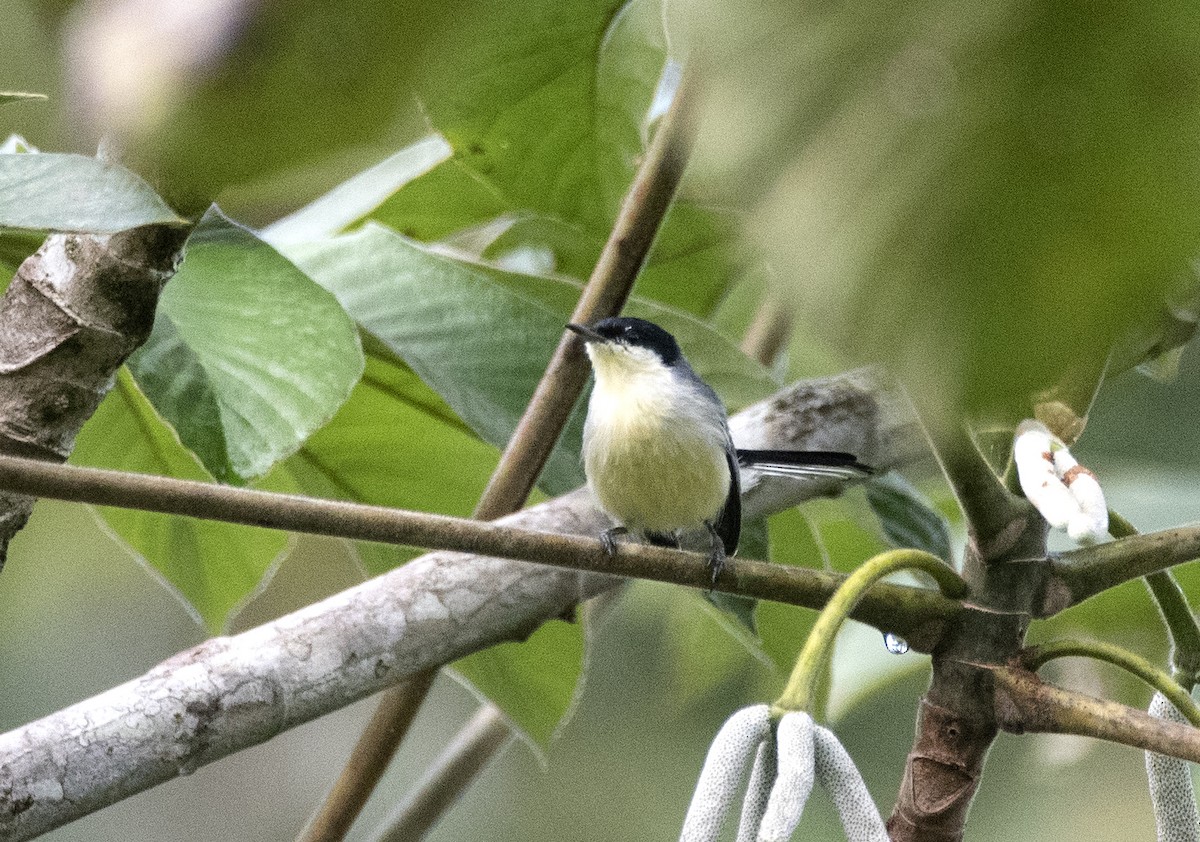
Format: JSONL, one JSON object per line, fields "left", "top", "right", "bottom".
{"left": 0, "top": 224, "right": 186, "bottom": 567}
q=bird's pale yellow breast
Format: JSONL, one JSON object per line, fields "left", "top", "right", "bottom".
{"left": 582, "top": 343, "right": 730, "bottom": 532}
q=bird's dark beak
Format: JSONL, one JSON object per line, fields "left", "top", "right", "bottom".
{"left": 566, "top": 323, "right": 605, "bottom": 343}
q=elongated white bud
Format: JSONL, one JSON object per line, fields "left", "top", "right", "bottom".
{"left": 1013, "top": 420, "right": 1108, "bottom": 543}
{"left": 758, "top": 711, "right": 816, "bottom": 842}
{"left": 1052, "top": 448, "right": 1108, "bottom": 543}
{"left": 1014, "top": 420, "right": 1077, "bottom": 529}
{"left": 680, "top": 705, "right": 772, "bottom": 842}
{"left": 736, "top": 739, "right": 776, "bottom": 842}
{"left": 814, "top": 724, "right": 890, "bottom": 841}
{"left": 1146, "top": 692, "right": 1200, "bottom": 842}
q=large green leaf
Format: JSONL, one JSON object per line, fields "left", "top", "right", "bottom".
{"left": 127, "top": 206, "right": 363, "bottom": 484}
{"left": 284, "top": 224, "right": 775, "bottom": 495}
{"left": 71, "top": 371, "right": 287, "bottom": 633}
{"left": 0, "top": 152, "right": 182, "bottom": 231}
{"left": 266, "top": 336, "right": 498, "bottom": 575}
{"left": 412, "top": 0, "right": 662, "bottom": 233}
{"left": 688, "top": 0, "right": 1200, "bottom": 420}
{"left": 359, "top": 0, "right": 739, "bottom": 317}
{"left": 450, "top": 617, "right": 586, "bottom": 749}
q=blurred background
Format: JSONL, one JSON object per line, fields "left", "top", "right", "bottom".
{"left": 6, "top": 0, "right": 1200, "bottom": 838}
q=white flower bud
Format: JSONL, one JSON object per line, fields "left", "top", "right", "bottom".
{"left": 1146, "top": 692, "right": 1200, "bottom": 842}
{"left": 1014, "top": 420, "right": 1077, "bottom": 530}
{"left": 814, "top": 724, "right": 890, "bottom": 841}
{"left": 758, "top": 711, "right": 816, "bottom": 842}
{"left": 1014, "top": 420, "right": 1108, "bottom": 543}
{"left": 680, "top": 705, "right": 772, "bottom": 842}
{"left": 1052, "top": 448, "right": 1108, "bottom": 543}
{"left": 736, "top": 739, "right": 776, "bottom": 842}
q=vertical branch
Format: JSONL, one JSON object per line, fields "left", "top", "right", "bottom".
{"left": 373, "top": 708, "right": 513, "bottom": 842}
{"left": 299, "top": 66, "right": 700, "bottom": 842}
{"left": 0, "top": 224, "right": 187, "bottom": 567}
{"left": 889, "top": 418, "right": 1049, "bottom": 841}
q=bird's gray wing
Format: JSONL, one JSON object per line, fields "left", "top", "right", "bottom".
{"left": 714, "top": 442, "right": 742, "bottom": 557}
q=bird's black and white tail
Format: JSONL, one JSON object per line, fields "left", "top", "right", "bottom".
{"left": 735, "top": 449, "right": 875, "bottom": 481}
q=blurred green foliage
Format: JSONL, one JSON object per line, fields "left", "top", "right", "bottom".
{"left": 4, "top": 0, "right": 1200, "bottom": 837}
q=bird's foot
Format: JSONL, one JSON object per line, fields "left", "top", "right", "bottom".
{"left": 704, "top": 521, "right": 727, "bottom": 586}
{"left": 600, "top": 526, "right": 628, "bottom": 556}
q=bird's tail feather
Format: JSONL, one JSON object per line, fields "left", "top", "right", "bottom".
{"left": 735, "top": 449, "right": 875, "bottom": 480}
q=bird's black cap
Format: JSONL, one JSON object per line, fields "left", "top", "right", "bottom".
{"left": 570, "top": 317, "right": 682, "bottom": 365}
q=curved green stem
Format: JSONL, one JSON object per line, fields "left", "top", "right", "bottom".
{"left": 772, "top": 549, "right": 967, "bottom": 716}
{"left": 1109, "top": 510, "right": 1200, "bottom": 689}
{"left": 1024, "top": 639, "right": 1200, "bottom": 728}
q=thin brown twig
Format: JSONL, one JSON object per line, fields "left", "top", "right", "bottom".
{"left": 740, "top": 292, "right": 792, "bottom": 367}
{"left": 373, "top": 707, "right": 513, "bottom": 842}
{"left": 0, "top": 452, "right": 959, "bottom": 641}
{"left": 992, "top": 665, "right": 1200, "bottom": 764}
{"left": 303, "top": 65, "right": 701, "bottom": 842}
{"left": 296, "top": 672, "right": 437, "bottom": 841}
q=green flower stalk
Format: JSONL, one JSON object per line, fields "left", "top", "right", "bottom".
{"left": 774, "top": 548, "right": 966, "bottom": 716}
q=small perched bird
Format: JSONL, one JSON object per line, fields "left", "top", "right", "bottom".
{"left": 568, "top": 317, "right": 873, "bottom": 582}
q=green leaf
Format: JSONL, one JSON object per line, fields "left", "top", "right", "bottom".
{"left": 127, "top": 206, "right": 363, "bottom": 483}
{"left": 0, "top": 92, "right": 46, "bottom": 105}
{"left": 265, "top": 336, "right": 499, "bottom": 575}
{"left": 450, "top": 616, "right": 586, "bottom": 749}
{"left": 286, "top": 224, "right": 584, "bottom": 494}
{"left": 865, "top": 473, "right": 953, "bottom": 562}
{"left": 284, "top": 224, "right": 775, "bottom": 496}
{"left": 474, "top": 203, "right": 740, "bottom": 318}
{"left": 0, "top": 153, "right": 183, "bottom": 231}
{"left": 363, "top": 158, "right": 512, "bottom": 243}
{"left": 413, "top": 0, "right": 665, "bottom": 234}
{"left": 653, "top": 583, "right": 773, "bottom": 706}
{"left": 357, "top": 0, "right": 739, "bottom": 316}
{"left": 690, "top": 0, "right": 1200, "bottom": 419}
{"left": 71, "top": 370, "right": 287, "bottom": 633}
{"left": 754, "top": 509, "right": 824, "bottom": 671}
{"left": 261, "top": 136, "right": 452, "bottom": 247}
